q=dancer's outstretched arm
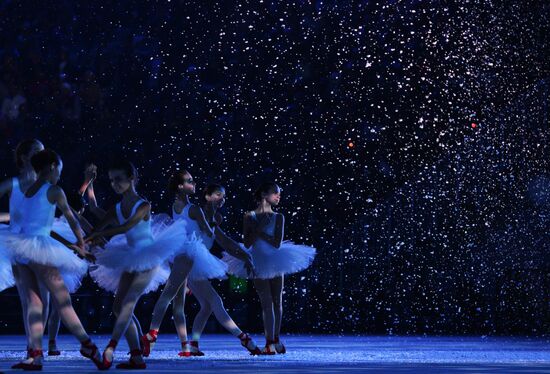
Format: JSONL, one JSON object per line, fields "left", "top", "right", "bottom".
{"left": 86, "top": 202, "right": 150, "bottom": 243}
{"left": 78, "top": 164, "right": 97, "bottom": 196}
{"left": 214, "top": 227, "right": 249, "bottom": 260}
{"left": 49, "top": 185, "right": 95, "bottom": 262}
{"left": 79, "top": 164, "right": 107, "bottom": 220}
{"left": 86, "top": 182, "right": 107, "bottom": 220}
{"left": 189, "top": 205, "right": 214, "bottom": 237}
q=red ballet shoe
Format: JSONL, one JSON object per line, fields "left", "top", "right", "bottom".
{"left": 48, "top": 339, "right": 61, "bottom": 356}
{"left": 80, "top": 339, "right": 105, "bottom": 370}
{"left": 178, "top": 340, "right": 204, "bottom": 357}
{"left": 100, "top": 339, "right": 118, "bottom": 370}
{"left": 16, "top": 348, "right": 43, "bottom": 371}
{"left": 273, "top": 336, "right": 286, "bottom": 354}
{"left": 261, "top": 340, "right": 276, "bottom": 355}
{"left": 238, "top": 332, "right": 261, "bottom": 355}
{"left": 115, "top": 349, "right": 146, "bottom": 370}
{"left": 140, "top": 330, "right": 157, "bottom": 357}
{"left": 178, "top": 341, "right": 191, "bottom": 357}
{"left": 11, "top": 347, "right": 32, "bottom": 369}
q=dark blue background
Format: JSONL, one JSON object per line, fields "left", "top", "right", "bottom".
{"left": 0, "top": 0, "right": 548, "bottom": 335}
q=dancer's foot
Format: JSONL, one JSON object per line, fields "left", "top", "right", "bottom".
{"left": 140, "top": 330, "right": 157, "bottom": 357}
{"left": 115, "top": 349, "right": 146, "bottom": 370}
{"left": 178, "top": 340, "right": 204, "bottom": 357}
{"left": 100, "top": 339, "right": 118, "bottom": 370}
{"left": 15, "top": 348, "right": 43, "bottom": 371}
{"left": 80, "top": 339, "right": 104, "bottom": 370}
{"left": 238, "top": 332, "right": 261, "bottom": 355}
{"left": 11, "top": 346, "right": 33, "bottom": 369}
{"left": 273, "top": 336, "right": 286, "bottom": 354}
{"left": 261, "top": 340, "right": 276, "bottom": 355}
{"left": 48, "top": 339, "right": 61, "bottom": 356}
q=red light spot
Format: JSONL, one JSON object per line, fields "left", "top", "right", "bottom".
{"left": 348, "top": 141, "right": 355, "bottom": 148}
{"left": 471, "top": 122, "right": 477, "bottom": 129}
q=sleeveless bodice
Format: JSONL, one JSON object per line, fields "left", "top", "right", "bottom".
{"left": 251, "top": 211, "right": 276, "bottom": 236}
{"left": 173, "top": 204, "right": 214, "bottom": 249}
{"left": 116, "top": 199, "right": 154, "bottom": 247}
{"left": 19, "top": 183, "right": 55, "bottom": 236}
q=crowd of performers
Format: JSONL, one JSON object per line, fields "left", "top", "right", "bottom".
{"left": 0, "top": 139, "right": 316, "bottom": 370}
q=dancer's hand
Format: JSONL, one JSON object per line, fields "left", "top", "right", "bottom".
{"left": 70, "top": 244, "right": 96, "bottom": 263}
{"left": 84, "top": 164, "right": 97, "bottom": 184}
{"left": 80, "top": 248, "right": 97, "bottom": 263}
{"left": 85, "top": 232, "right": 104, "bottom": 246}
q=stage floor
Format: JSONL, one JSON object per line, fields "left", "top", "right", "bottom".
{"left": 0, "top": 335, "right": 549, "bottom": 373}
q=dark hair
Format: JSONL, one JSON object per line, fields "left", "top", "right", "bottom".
{"left": 167, "top": 169, "right": 191, "bottom": 194}
{"left": 14, "top": 139, "right": 42, "bottom": 169}
{"left": 30, "top": 149, "right": 61, "bottom": 173}
{"left": 67, "top": 191, "right": 86, "bottom": 213}
{"left": 108, "top": 159, "right": 138, "bottom": 184}
{"left": 254, "top": 182, "right": 280, "bottom": 203}
{"left": 203, "top": 183, "right": 225, "bottom": 199}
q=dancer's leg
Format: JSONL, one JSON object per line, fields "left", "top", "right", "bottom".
{"left": 270, "top": 276, "right": 284, "bottom": 339}
{"left": 172, "top": 284, "right": 189, "bottom": 342}
{"left": 253, "top": 278, "right": 275, "bottom": 341}
{"left": 30, "top": 263, "right": 89, "bottom": 342}
{"left": 111, "top": 271, "right": 155, "bottom": 345}
{"left": 190, "top": 280, "right": 242, "bottom": 340}
{"left": 149, "top": 256, "right": 193, "bottom": 331}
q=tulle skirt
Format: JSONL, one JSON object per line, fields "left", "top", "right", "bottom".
{"left": 222, "top": 240, "right": 316, "bottom": 279}
{"left": 51, "top": 217, "right": 89, "bottom": 293}
{"left": 89, "top": 263, "right": 170, "bottom": 295}
{"left": 90, "top": 217, "right": 188, "bottom": 294}
{"left": 161, "top": 222, "right": 227, "bottom": 281}
{"left": 186, "top": 236, "right": 228, "bottom": 281}
{"left": 5, "top": 228, "right": 89, "bottom": 293}
{"left": 0, "top": 225, "right": 15, "bottom": 292}
{"left": 52, "top": 217, "right": 82, "bottom": 243}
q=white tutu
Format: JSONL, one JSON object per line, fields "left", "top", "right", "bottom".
{"left": 161, "top": 216, "right": 227, "bottom": 281}
{"left": 186, "top": 235, "right": 228, "bottom": 281}
{"left": 89, "top": 263, "right": 170, "bottom": 295}
{"left": 89, "top": 216, "right": 187, "bottom": 294}
{"left": 52, "top": 217, "right": 83, "bottom": 243}
{"left": 5, "top": 232, "right": 89, "bottom": 293}
{"left": 0, "top": 225, "right": 15, "bottom": 291}
{"left": 51, "top": 218, "right": 88, "bottom": 292}
{"left": 222, "top": 240, "right": 316, "bottom": 279}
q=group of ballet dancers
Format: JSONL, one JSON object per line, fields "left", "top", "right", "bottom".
{"left": 0, "top": 139, "right": 316, "bottom": 370}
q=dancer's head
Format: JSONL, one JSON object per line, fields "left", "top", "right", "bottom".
{"left": 15, "top": 139, "right": 44, "bottom": 171}
{"left": 108, "top": 160, "right": 138, "bottom": 194}
{"left": 30, "top": 149, "right": 63, "bottom": 184}
{"left": 254, "top": 182, "right": 281, "bottom": 207}
{"left": 203, "top": 183, "right": 226, "bottom": 209}
{"left": 168, "top": 170, "right": 195, "bottom": 197}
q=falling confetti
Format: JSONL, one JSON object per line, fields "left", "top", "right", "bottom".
{"left": 0, "top": 0, "right": 548, "bottom": 336}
